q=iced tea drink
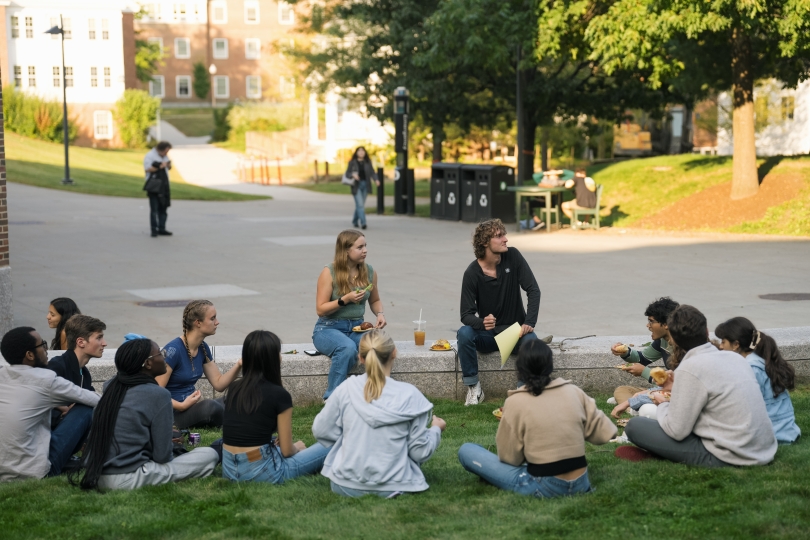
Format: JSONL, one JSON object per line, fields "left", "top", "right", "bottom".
{"left": 413, "top": 320, "right": 426, "bottom": 346}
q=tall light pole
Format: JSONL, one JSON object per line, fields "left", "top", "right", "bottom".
{"left": 45, "top": 15, "right": 73, "bottom": 185}
{"left": 208, "top": 64, "right": 217, "bottom": 108}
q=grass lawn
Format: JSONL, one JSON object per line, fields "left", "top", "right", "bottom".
{"left": 5, "top": 133, "right": 266, "bottom": 201}
{"left": 161, "top": 108, "right": 215, "bottom": 138}
{"left": 1, "top": 387, "right": 807, "bottom": 539}
{"left": 294, "top": 179, "right": 432, "bottom": 198}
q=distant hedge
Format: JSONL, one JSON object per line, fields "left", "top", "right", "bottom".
{"left": 2, "top": 85, "right": 77, "bottom": 143}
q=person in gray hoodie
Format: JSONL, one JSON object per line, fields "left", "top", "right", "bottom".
{"left": 312, "top": 330, "right": 446, "bottom": 497}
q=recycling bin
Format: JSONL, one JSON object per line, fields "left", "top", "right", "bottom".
{"left": 460, "top": 164, "right": 515, "bottom": 222}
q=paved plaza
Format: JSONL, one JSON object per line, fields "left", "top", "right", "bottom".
{"left": 7, "top": 160, "right": 810, "bottom": 348}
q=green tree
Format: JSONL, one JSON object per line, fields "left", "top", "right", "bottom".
{"left": 193, "top": 62, "right": 211, "bottom": 100}
{"left": 586, "top": 0, "right": 810, "bottom": 199}
{"left": 113, "top": 89, "right": 159, "bottom": 148}
{"left": 135, "top": 39, "right": 165, "bottom": 84}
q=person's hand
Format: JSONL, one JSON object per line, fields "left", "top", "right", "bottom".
{"left": 343, "top": 290, "right": 365, "bottom": 304}
{"left": 181, "top": 390, "right": 202, "bottom": 411}
{"left": 159, "top": 161, "right": 167, "bottom": 169}
{"left": 237, "top": 357, "right": 243, "bottom": 367}
{"left": 352, "top": 172, "right": 360, "bottom": 180}
{"left": 376, "top": 313, "right": 387, "bottom": 328}
{"left": 520, "top": 324, "right": 533, "bottom": 337}
{"left": 294, "top": 440, "right": 307, "bottom": 451}
{"left": 57, "top": 404, "right": 74, "bottom": 417}
{"left": 431, "top": 415, "right": 447, "bottom": 431}
{"left": 611, "top": 402, "right": 630, "bottom": 418}
{"left": 610, "top": 343, "right": 627, "bottom": 356}
{"left": 626, "top": 363, "right": 645, "bottom": 377}
{"left": 483, "top": 314, "right": 496, "bottom": 331}
{"left": 652, "top": 392, "right": 670, "bottom": 404}
{"left": 375, "top": 180, "right": 381, "bottom": 187}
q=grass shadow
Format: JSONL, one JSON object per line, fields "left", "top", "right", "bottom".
{"left": 681, "top": 155, "right": 733, "bottom": 170}
{"left": 600, "top": 204, "right": 629, "bottom": 227}
{"left": 758, "top": 155, "right": 784, "bottom": 183}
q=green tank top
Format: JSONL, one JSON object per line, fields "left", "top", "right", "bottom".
{"left": 327, "top": 263, "right": 374, "bottom": 320}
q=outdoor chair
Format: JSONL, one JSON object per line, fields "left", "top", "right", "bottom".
{"left": 572, "top": 184, "right": 603, "bottom": 230}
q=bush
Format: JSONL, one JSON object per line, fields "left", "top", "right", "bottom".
{"left": 193, "top": 62, "right": 210, "bottom": 100}
{"left": 224, "top": 102, "right": 304, "bottom": 146}
{"left": 211, "top": 104, "right": 232, "bottom": 142}
{"left": 2, "top": 85, "right": 77, "bottom": 143}
{"left": 113, "top": 89, "right": 159, "bottom": 148}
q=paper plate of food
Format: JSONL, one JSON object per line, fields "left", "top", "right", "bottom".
{"left": 352, "top": 322, "right": 375, "bottom": 333}
{"left": 429, "top": 339, "right": 453, "bottom": 351}
{"left": 493, "top": 407, "right": 503, "bottom": 420}
{"left": 616, "top": 418, "right": 630, "bottom": 427}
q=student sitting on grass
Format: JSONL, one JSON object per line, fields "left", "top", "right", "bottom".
{"left": 222, "top": 330, "right": 330, "bottom": 484}
{"left": 611, "top": 369, "right": 675, "bottom": 421}
{"left": 47, "top": 315, "right": 106, "bottom": 429}
{"left": 715, "top": 317, "right": 801, "bottom": 444}
{"left": 610, "top": 297, "right": 680, "bottom": 404}
{"left": 74, "top": 338, "right": 219, "bottom": 491}
{"left": 312, "top": 330, "right": 445, "bottom": 498}
{"left": 0, "top": 327, "right": 99, "bottom": 482}
{"left": 458, "top": 340, "right": 616, "bottom": 498}
{"left": 622, "top": 305, "right": 777, "bottom": 467}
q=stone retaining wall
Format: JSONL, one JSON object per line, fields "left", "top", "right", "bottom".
{"left": 23, "top": 327, "right": 808, "bottom": 404}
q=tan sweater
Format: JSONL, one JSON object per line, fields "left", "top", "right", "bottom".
{"left": 496, "top": 379, "right": 617, "bottom": 467}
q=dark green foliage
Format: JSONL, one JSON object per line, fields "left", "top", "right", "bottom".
{"left": 135, "top": 39, "right": 164, "bottom": 84}
{"left": 192, "top": 62, "right": 211, "bottom": 100}
{"left": 2, "top": 85, "right": 77, "bottom": 143}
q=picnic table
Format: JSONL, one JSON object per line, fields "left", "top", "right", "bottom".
{"left": 507, "top": 184, "right": 569, "bottom": 232}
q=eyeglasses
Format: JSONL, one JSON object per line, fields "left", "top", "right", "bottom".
{"left": 143, "top": 348, "right": 167, "bottom": 366}
{"left": 34, "top": 341, "right": 49, "bottom": 352}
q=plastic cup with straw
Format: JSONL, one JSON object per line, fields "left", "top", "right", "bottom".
{"left": 413, "top": 309, "right": 426, "bottom": 346}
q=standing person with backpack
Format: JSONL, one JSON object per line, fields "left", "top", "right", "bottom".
{"left": 143, "top": 141, "right": 173, "bottom": 238}
{"left": 344, "top": 146, "right": 379, "bottom": 230}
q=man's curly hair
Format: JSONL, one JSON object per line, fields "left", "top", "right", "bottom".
{"left": 472, "top": 219, "right": 506, "bottom": 259}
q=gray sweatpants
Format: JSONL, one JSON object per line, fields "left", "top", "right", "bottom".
{"left": 97, "top": 447, "right": 219, "bottom": 491}
{"left": 625, "top": 417, "right": 731, "bottom": 468}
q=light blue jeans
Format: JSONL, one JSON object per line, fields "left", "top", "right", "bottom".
{"left": 457, "top": 443, "right": 592, "bottom": 498}
{"left": 352, "top": 182, "right": 368, "bottom": 227}
{"left": 457, "top": 326, "right": 538, "bottom": 386}
{"left": 312, "top": 317, "right": 364, "bottom": 399}
{"left": 222, "top": 442, "right": 330, "bottom": 484}
{"left": 331, "top": 481, "right": 402, "bottom": 498}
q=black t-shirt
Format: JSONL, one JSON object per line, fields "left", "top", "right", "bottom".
{"left": 222, "top": 380, "right": 293, "bottom": 446}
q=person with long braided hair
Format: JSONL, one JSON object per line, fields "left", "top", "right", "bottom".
{"left": 458, "top": 340, "right": 616, "bottom": 498}
{"left": 313, "top": 330, "right": 445, "bottom": 498}
{"left": 222, "top": 330, "right": 330, "bottom": 484}
{"left": 73, "top": 338, "right": 219, "bottom": 490}
{"left": 715, "top": 317, "right": 800, "bottom": 443}
{"left": 157, "top": 300, "right": 242, "bottom": 429}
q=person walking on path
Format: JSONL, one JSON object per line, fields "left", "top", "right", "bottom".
{"left": 457, "top": 218, "right": 546, "bottom": 406}
{"left": 345, "top": 146, "right": 379, "bottom": 230}
{"left": 313, "top": 230, "right": 386, "bottom": 401}
{"left": 143, "top": 141, "right": 173, "bottom": 238}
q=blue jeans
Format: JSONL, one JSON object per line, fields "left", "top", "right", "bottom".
{"left": 331, "top": 481, "right": 402, "bottom": 498}
{"left": 352, "top": 183, "right": 368, "bottom": 226}
{"left": 457, "top": 443, "right": 592, "bottom": 498}
{"left": 312, "top": 317, "right": 364, "bottom": 399}
{"left": 456, "top": 326, "right": 538, "bottom": 385}
{"left": 222, "top": 442, "right": 330, "bottom": 484}
{"left": 48, "top": 404, "right": 93, "bottom": 477}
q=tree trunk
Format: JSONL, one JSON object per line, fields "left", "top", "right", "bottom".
{"left": 518, "top": 116, "right": 537, "bottom": 183}
{"left": 730, "top": 27, "right": 758, "bottom": 200}
{"left": 432, "top": 124, "right": 444, "bottom": 162}
{"left": 540, "top": 126, "right": 549, "bottom": 171}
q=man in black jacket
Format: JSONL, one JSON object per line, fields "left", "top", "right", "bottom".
{"left": 47, "top": 315, "right": 106, "bottom": 427}
{"left": 457, "top": 219, "right": 544, "bottom": 405}
{"left": 143, "top": 141, "right": 173, "bottom": 237}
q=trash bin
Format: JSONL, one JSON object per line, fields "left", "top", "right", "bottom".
{"left": 430, "top": 163, "right": 462, "bottom": 220}
{"left": 460, "top": 165, "right": 515, "bottom": 223}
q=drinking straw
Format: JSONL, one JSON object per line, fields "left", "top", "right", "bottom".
{"left": 418, "top": 309, "right": 423, "bottom": 331}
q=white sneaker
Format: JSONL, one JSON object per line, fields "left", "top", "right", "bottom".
{"left": 532, "top": 221, "right": 546, "bottom": 231}
{"left": 628, "top": 408, "right": 639, "bottom": 417}
{"left": 607, "top": 397, "right": 617, "bottom": 405}
{"left": 465, "top": 382, "right": 484, "bottom": 406}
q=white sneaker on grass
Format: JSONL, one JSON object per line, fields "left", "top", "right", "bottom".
{"left": 464, "top": 382, "right": 484, "bottom": 406}
{"left": 607, "top": 397, "right": 617, "bottom": 405}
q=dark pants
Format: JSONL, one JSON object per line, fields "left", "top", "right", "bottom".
{"left": 625, "top": 417, "right": 730, "bottom": 468}
{"left": 456, "top": 326, "right": 538, "bottom": 386}
{"left": 47, "top": 404, "right": 93, "bottom": 477}
{"left": 173, "top": 398, "right": 225, "bottom": 430}
{"left": 148, "top": 193, "right": 168, "bottom": 233}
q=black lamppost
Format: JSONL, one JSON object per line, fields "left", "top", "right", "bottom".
{"left": 45, "top": 15, "right": 74, "bottom": 185}
{"left": 393, "top": 87, "right": 413, "bottom": 215}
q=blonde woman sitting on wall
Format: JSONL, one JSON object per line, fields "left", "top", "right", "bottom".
{"left": 312, "top": 330, "right": 446, "bottom": 498}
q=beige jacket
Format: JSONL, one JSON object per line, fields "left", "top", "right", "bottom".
{"left": 496, "top": 379, "right": 616, "bottom": 466}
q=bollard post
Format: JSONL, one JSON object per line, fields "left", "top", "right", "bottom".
{"left": 325, "top": 162, "right": 329, "bottom": 182}
{"left": 250, "top": 157, "right": 255, "bottom": 183}
{"left": 377, "top": 167, "right": 385, "bottom": 215}
{"left": 263, "top": 157, "right": 269, "bottom": 185}
{"left": 314, "top": 159, "right": 319, "bottom": 183}
{"left": 277, "top": 158, "right": 283, "bottom": 185}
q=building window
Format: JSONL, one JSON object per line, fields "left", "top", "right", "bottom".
{"left": 782, "top": 96, "right": 795, "bottom": 121}
{"left": 214, "top": 76, "right": 229, "bottom": 98}
{"left": 102, "top": 19, "right": 109, "bottom": 40}
{"left": 213, "top": 38, "right": 228, "bottom": 59}
{"left": 211, "top": 0, "right": 228, "bottom": 23}
{"left": 91, "top": 67, "right": 98, "bottom": 87}
{"left": 246, "top": 76, "right": 261, "bottom": 98}
{"left": 11, "top": 16, "right": 19, "bottom": 38}
{"left": 244, "top": 1, "right": 260, "bottom": 24}
{"left": 177, "top": 76, "right": 191, "bottom": 98}
{"left": 25, "top": 17, "right": 33, "bottom": 38}
{"left": 150, "top": 75, "right": 165, "bottom": 98}
{"left": 63, "top": 18, "right": 72, "bottom": 39}
{"left": 104, "top": 67, "right": 111, "bottom": 87}
{"left": 278, "top": 2, "right": 294, "bottom": 25}
{"left": 88, "top": 19, "right": 96, "bottom": 39}
{"left": 27, "top": 66, "right": 36, "bottom": 87}
{"left": 93, "top": 110, "right": 113, "bottom": 140}
{"left": 175, "top": 38, "right": 191, "bottom": 59}
{"left": 53, "top": 66, "right": 60, "bottom": 87}
{"left": 65, "top": 67, "right": 74, "bottom": 87}
{"left": 279, "top": 76, "right": 295, "bottom": 99}
{"left": 245, "top": 38, "right": 260, "bottom": 59}
{"left": 13, "top": 66, "right": 21, "bottom": 87}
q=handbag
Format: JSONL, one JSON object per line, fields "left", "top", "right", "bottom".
{"left": 143, "top": 172, "right": 162, "bottom": 194}
{"left": 341, "top": 173, "right": 356, "bottom": 186}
